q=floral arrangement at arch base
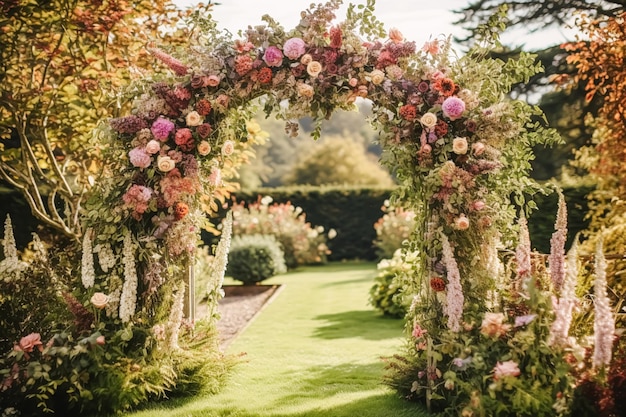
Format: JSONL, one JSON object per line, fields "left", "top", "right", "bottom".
{"left": 2, "top": 0, "right": 619, "bottom": 415}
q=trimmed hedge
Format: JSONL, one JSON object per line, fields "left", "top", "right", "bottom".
{"left": 216, "top": 184, "right": 592, "bottom": 261}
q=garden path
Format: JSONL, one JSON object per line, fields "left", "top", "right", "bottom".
{"left": 126, "top": 262, "right": 427, "bottom": 417}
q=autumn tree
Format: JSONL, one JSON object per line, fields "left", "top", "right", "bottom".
{"left": 563, "top": 12, "right": 626, "bottom": 237}
{"left": 0, "top": 0, "right": 211, "bottom": 240}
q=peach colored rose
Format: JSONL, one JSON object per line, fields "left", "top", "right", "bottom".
{"left": 493, "top": 360, "right": 521, "bottom": 380}
{"left": 90, "top": 292, "right": 109, "bottom": 309}
{"left": 18, "top": 333, "right": 42, "bottom": 353}
{"left": 348, "top": 77, "right": 358, "bottom": 87}
{"left": 185, "top": 110, "right": 203, "bottom": 127}
{"left": 297, "top": 83, "right": 314, "bottom": 98}
{"left": 300, "top": 53, "right": 313, "bottom": 65}
{"left": 306, "top": 60, "right": 322, "bottom": 77}
{"left": 472, "top": 142, "right": 486, "bottom": 155}
{"left": 221, "top": 140, "right": 235, "bottom": 156}
{"left": 454, "top": 214, "right": 470, "bottom": 230}
{"left": 145, "top": 139, "right": 160, "bottom": 155}
{"left": 452, "top": 137, "right": 468, "bottom": 154}
{"left": 96, "top": 335, "right": 106, "bottom": 346}
{"left": 389, "top": 27, "right": 404, "bottom": 44}
{"left": 197, "top": 140, "right": 211, "bottom": 156}
{"left": 204, "top": 75, "right": 221, "bottom": 87}
{"left": 157, "top": 155, "right": 176, "bottom": 172}
{"left": 369, "top": 69, "right": 385, "bottom": 85}
{"left": 480, "top": 312, "right": 511, "bottom": 338}
{"left": 420, "top": 112, "right": 437, "bottom": 128}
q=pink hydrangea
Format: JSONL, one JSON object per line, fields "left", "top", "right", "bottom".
{"left": 263, "top": 46, "right": 284, "bottom": 67}
{"left": 283, "top": 37, "right": 306, "bottom": 60}
{"left": 128, "top": 147, "right": 152, "bottom": 168}
{"left": 442, "top": 96, "right": 466, "bottom": 120}
{"left": 151, "top": 117, "right": 175, "bottom": 141}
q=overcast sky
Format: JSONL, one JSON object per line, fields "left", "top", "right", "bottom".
{"left": 173, "top": 0, "right": 580, "bottom": 50}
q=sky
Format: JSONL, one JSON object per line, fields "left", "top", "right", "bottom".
{"left": 172, "top": 0, "right": 581, "bottom": 50}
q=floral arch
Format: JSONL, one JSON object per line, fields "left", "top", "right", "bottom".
{"left": 70, "top": 0, "right": 598, "bottom": 415}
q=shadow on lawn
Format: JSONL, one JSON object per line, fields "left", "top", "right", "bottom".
{"left": 313, "top": 310, "right": 404, "bottom": 340}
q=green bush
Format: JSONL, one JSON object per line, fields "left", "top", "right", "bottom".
{"left": 368, "top": 250, "right": 409, "bottom": 318}
{"left": 227, "top": 234, "right": 287, "bottom": 285}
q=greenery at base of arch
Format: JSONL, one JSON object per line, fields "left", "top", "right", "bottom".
{"left": 3, "top": 1, "right": 608, "bottom": 415}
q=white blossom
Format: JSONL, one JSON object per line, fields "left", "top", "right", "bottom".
{"left": 81, "top": 229, "right": 95, "bottom": 288}
{"left": 549, "top": 239, "right": 580, "bottom": 347}
{"left": 119, "top": 234, "right": 138, "bottom": 323}
{"left": 167, "top": 280, "right": 186, "bottom": 350}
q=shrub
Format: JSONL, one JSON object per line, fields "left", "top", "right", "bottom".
{"left": 369, "top": 249, "right": 410, "bottom": 318}
{"left": 227, "top": 234, "right": 287, "bottom": 285}
{"left": 373, "top": 201, "right": 416, "bottom": 259}
{"left": 230, "top": 197, "right": 331, "bottom": 269}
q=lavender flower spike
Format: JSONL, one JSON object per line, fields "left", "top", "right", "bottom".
{"left": 548, "top": 191, "right": 567, "bottom": 292}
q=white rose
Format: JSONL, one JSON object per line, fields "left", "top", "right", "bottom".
{"left": 221, "top": 140, "right": 235, "bottom": 156}
{"left": 185, "top": 110, "right": 204, "bottom": 127}
{"left": 157, "top": 155, "right": 176, "bottom": 172}
{"left": 452, "top": 137, "right": 468, "bottom": 154}
{"left": 91, "top": 292, "right": 109, "bottom": 309}
{"left": 420, "top": 112, "right": 438, "bottom": 128}
{"left": 369, "top": 69, "right": 385, "bottom": 85}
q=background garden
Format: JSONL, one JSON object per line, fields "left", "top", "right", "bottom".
{"left": 1, "top": 0, "right": 625, "bottom": 416}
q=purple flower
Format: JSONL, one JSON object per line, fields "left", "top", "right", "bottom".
{"left": 151, "top": 117, "right": 175, "bottom": 141}
{"left": 109, "top": 115, "right": 148, "bottom": 134}
{"left": 283, "top": 37, "right": 306, "bottom": 60}
{"left": 128, "top": 147, "right": 152, "bottom": 169}
{"left": 514, "top": 314, "right": 537, "bottom": 327}
{"left": 263, "top": 46, "right": 284, "bottom": 67}
{"left": 442, "top": 96, "right": 466, "bottom": 120}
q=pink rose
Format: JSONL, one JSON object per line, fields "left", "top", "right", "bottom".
{"left": 389, "top": 28, "right": 404, "bottom": 44}
{"left": 471, "top": 200, "right": 485, "bottom": 211}
{"left": 145, "top": 140, "right": 160, "bottom": 155}
{"left": 283, "top": 37, "right": 306, "bottom": 60}
{"left": 442, "top": 96, "right": 466, "bottom": 120}
{"left": 263, "top": 46, "right": 283, "bottom": 67}
{"left": 128, "top": 147, "right": 151, "bottom": 168}
{"left": 204, "top": 74, "right": 221, "bottom": 87}
{"left": 493, "top": 360, "right": 521, "bottom": 380}
{"left": 96, "top": 335, "right": 106, "bottom": 346}
{"left": 472, "top": 142, "right": 486, "bottom": 156}
{"left": 18, "top": 333, "right": 43, "bottom": 353}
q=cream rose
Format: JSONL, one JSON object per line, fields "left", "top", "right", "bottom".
{"left": 157, "top": 155, "right": 176, "bottom": 172}
{"left": 452, "top": 137, "right": 468, "bottom": 154}
{"left": 454, "top": 214, "right": 470, "bottom": 230}
{"left": 197, "top": 140, "right": 211, "bottom": 156}
{"left": 480, "top": 312, "right": 511, "bottom": 338}
{"left": 369, "top": 69, "right": 385, "bottom": 85}
{"left": 90, "top": 292, "right": 109, "bottom": 309}
{"left": 221, "top": 140, "right": 235, "bottom": 156}
{"left": 297, "top": 83, "right": 314, "bottom": 98}
{"left": 306, "top": 60, "right": 322, "bottom": 77}
{"left": 420, "top": 112, "right": 437, "bottom": 128}
{"left": 185, "top": 110, "right": 203, "bottom": 127}
{"left": 145, "top": 139, "right": 160, "bottom": 155}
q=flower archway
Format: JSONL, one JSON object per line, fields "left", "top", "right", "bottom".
{"left": 77, "top": 0, "right": 580, "bottom": 414}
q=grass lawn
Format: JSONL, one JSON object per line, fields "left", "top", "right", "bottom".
{"left": 123, "top": 262, "right": 429, "bottom": 417}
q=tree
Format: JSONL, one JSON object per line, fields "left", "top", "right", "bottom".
{"left": 453, "top": 1, "right": 624, "bottom": 179}
{"left": 283, "top": 135, "right": 395, "bottom": 187}
{"left": 0, "top": 0, "right": 211, "bottom": 239}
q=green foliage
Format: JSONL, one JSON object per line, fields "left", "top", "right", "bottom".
{"left": 373, "top": 202, "right": 416, "bottom": 260}
{"left": 230, "top": 198, "right": 331, "bottom": 269}
{"left": 227, "top": 234, "right": 287, "bottom": 285}
{"left": 369, "top": 251, "right": 409, "bottom": 318}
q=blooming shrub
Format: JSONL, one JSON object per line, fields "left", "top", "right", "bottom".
{"left": 227, "top": 234, "right": 287, "bottom": 284}
{"left": 373, "top": 201, "right": 416, "bottom": 259}
{"left": 368, "top": 249, "right": 410, "bottom": 317}
{"left": 231, "top": 197, "right": 332, "bottom": 269}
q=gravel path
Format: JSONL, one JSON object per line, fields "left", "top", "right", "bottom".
{"left": 214, "top": 285, "right": 281, "bottom": 349}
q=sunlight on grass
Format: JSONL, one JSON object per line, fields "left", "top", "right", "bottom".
{"left": 123, "top": 262, "right": 429, "bottom": 417}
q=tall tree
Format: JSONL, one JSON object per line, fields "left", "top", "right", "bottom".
{"left": 453, "top": 0, "right": 625, "bottom": 179}
{"left": 0, "top": 0, "right": 211, "bottom": 239}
